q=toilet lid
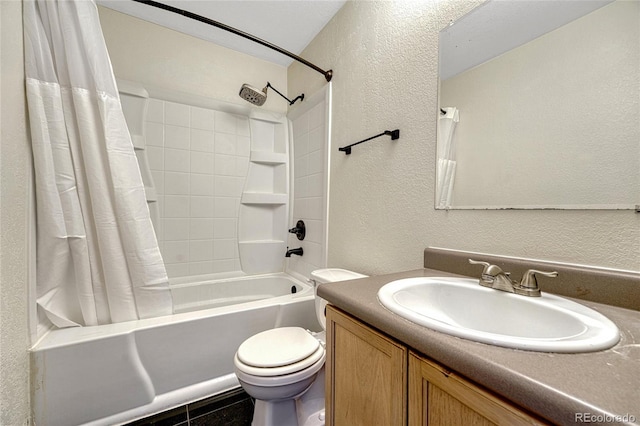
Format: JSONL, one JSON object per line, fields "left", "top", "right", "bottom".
{"left": 237, "top": 327, "right": 320, "bottom": 368}
{"left": 235, "top": 345, "right": 325, "bottom": 377}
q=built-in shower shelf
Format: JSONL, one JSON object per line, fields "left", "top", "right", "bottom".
{"left": 250, "top": 151, "right": 287, "bottom": 165}
{"left": 241, "top": 192, "right": 287, "bottom": 205}
{"left": 238, "top": 239, "right": 285, "bottom": 244}
{"left": 144, "top": 186, "right": 157, "bottom": 202}
{"left": 238, "top": 115, "right": 289, "bottom": 274}
{"left": 131, "top": 135, "right": 146, "bottom": 150}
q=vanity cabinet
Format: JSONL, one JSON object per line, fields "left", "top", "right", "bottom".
{"left": 325, "top": 305, "right": 408, "bottom": 425}
{"left": 408, "top": 351, "right": 547, "bottom": 425}
{"left": 326, "top": 306, "right": 549, "bottom": 426}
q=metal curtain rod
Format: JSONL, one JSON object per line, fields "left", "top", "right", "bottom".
{"left": 131, "top": 0, "right": 333, "bottom": 82}
{"left": 338, "top": 129, "right": 400, "bottom": 155}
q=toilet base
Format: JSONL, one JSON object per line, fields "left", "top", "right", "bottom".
{"left": 250, "top": 368, "right": 325, "bottom": 426}
{"left": 295, "top": 368, "right": 325, "bottom": 426}
{"left": 252, "top": 399, "right": 298, "bottom": 426}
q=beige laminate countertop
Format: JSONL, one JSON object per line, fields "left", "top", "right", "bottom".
{"left": 318, "top": 268, "right": 640, "bottom": 426}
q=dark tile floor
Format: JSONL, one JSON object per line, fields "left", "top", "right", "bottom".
{"left": 126, "top": 388, "right": 253, "bottom": 426}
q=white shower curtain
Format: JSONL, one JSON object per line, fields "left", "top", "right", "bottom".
{"left": 436, "top": 107, "right": 460, "bottom": 209}
{"left": 24, "top": 0, "right": 172, "bottom": 327}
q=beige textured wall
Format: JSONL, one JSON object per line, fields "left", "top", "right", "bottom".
{"left": 98, "top": 6, "right": 288, "bottom": 114}
{"left": 288, "top": 0, "right": 640, "bottom": 275}
{"left": 0, "top": 0, "right": 32, "bottom": 424}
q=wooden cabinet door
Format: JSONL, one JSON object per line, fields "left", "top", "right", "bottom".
{"left": 408, "top": 351, "right": 549, "bottom": 426}
{"left": 326, "top": 306, "right": 407, "bottom": 426}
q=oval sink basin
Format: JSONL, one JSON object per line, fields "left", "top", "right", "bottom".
{"left": 377, "top": 277, "right": 620, "bottom": 353}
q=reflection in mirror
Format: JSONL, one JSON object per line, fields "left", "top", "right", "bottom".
{"left": 437, "top": 0, "right": 639, "bottom": 210}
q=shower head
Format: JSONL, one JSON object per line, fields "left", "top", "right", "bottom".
{"left": 239, "top": 84, "right": 268, "bottom": 106}
{"left": 239, "top": 82, "right": 304, "bottom": 107}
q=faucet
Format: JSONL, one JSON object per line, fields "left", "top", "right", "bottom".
{"left": 469, "top": 259, "right": 558, "bottom": 297}
{"left": 469, "top": 259, "right": 515, "bottom": 292}
{"left": 285, "top": 247, "right": 303, "bottom": 257}
{"left": 288, "top": 220, "right": 306, "bottom": 241}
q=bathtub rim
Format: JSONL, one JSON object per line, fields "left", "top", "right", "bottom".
{"left": 168, "top": 270, "right": 249, "bottom": 287}
{"left": 30, "top": 272, "right": 313, "bottom": 351}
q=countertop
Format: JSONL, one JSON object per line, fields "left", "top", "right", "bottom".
{"left": 318, "top": 268, "right": 640, "bottom": 425}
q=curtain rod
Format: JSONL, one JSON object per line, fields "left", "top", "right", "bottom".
{"left": 131, "top": 0, "right": 333, "bottom": 82}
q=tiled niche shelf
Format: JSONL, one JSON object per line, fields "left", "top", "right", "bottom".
{"left": 238, "top": 115, "right": 290, "bottom": 274}
{"left": 240, "top": 192, "right": 287, "bottom": 205}
{"left": 249, "top": 150, "right": 287, "bottom": 165}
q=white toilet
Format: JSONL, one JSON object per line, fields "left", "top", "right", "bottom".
{"left": 234, "top": 268, "right": 367, "bottom": 426}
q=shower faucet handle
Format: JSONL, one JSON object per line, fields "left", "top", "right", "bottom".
{"left": 288, "top": 220, "right": 306, "bottom": 241}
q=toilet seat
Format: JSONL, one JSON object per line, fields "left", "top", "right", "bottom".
{"left": 234, "top": 349, "right": 326, "bottom": 388}
{"left": 238, "top": 327, "right": 320, "bottom": 368}
{"left": 236, "top": 345, "right": 325, "bottom": 377}
{"left": 235, "top": 327, "right": 325, "bottom": 377}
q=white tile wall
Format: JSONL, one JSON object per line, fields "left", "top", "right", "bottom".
{"left": 145, "top": 99, "right": 249, "bottom": 278}
{"left": 287, "top": 100, "right": 328, "bottom": 278}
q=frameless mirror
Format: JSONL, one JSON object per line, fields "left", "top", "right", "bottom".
{"left": 437, "top": 0, "right": 639, "bottom": 210}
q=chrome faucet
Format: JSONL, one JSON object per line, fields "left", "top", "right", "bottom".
{"left": 285, "top": 247, "right": 303, "bottom": 257}
{"left": 469, "top": 259, "right": 558, "bottom": 297}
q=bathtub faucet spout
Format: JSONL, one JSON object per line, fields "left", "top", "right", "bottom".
{"left": 285, "top": 247, "right": 303, "bottom": 257}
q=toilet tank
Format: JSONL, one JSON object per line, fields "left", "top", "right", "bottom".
{"left": 311, "top": 268, "right": 367, "bottom": 330}
{"left": 311, "top": 268, "right": 367, "bottom": 284}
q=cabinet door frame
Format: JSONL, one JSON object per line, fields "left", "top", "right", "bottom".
{"left": 326, "top": 305, "right": 408, "bottom": 426}
{"left": 409, "top": 351, "right": 549, "bottom": 426}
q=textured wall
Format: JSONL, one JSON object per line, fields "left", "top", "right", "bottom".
{"left": 0, "top": 0, "right": 32, "bottom": 424}
{"left": 288, "top": 0, "right": 640, "bottom": 275}
{"left": 98, "top": 6, "right": 288, "bottom": 114}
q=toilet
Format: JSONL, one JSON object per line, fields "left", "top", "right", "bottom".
{"left": 234, "top": 268, "right": 367, "bottom": 426}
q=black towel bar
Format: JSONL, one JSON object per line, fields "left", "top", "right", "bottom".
{"left": 338, "top": 129, "right": 400, "bottom": 155}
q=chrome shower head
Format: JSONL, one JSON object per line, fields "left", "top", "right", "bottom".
{"left": 239, "top": 84, "right": 267, "bottom": 106}
{"left": 239, "top": 82, "right": 304, "bottom": 107}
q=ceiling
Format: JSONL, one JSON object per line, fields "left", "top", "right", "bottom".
{"left": 98, "top": 0, "right": 613, "bottom": 78}
{"left": 439, "top": 0, "right": 613, "bottom": 80}
{"left": 97, "top": 0, "right": 346, "bottom": 67}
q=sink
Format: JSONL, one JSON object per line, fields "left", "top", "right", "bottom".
{"left": 377, "top": 277, "right": 620, "bottom": 353}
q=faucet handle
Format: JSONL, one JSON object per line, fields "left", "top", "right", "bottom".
{"left": 469, "top": 259, "right": 511, "bottom": 289}
{"left": 468, "top": 259, "right": 507, "bottom": 276}
{"left": 468, "top": 259, "right": 490, "bottom": 269}
{"left": 288, "top": 220, "right": 306, "bottom": 240}
{"left": 517, "top": 269, "right": 558, "bottom": 296}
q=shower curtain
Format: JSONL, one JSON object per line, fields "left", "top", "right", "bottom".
{"left": 24, "top": 0, "right": 172, "bottom": 327}
{"left": 436, "top": 107, "right": 460, "bottom": 209}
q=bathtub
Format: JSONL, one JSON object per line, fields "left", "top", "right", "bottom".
{"left": 31, "top": 273, "right": 318, "bottom": 426}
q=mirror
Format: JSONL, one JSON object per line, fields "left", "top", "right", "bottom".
{"left": 437, "top": 0, "right": 639, "bottom": 210}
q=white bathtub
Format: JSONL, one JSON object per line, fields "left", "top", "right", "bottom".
{"left": 31, "top": 273, "right": 318, "bottom": 426}
{"left": 170, "top": 272, "right": 308, "bottom": 314}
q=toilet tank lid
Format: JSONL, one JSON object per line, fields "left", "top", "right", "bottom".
{"left": 310, "top": 268, "right": 367, "bottom": 283}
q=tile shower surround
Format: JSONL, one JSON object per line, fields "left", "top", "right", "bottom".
{"left": 146, "top": 99, "right": 250, "bottom": 278}
{"left": 287, "top": 99, "right": 328, "bottom": 279}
